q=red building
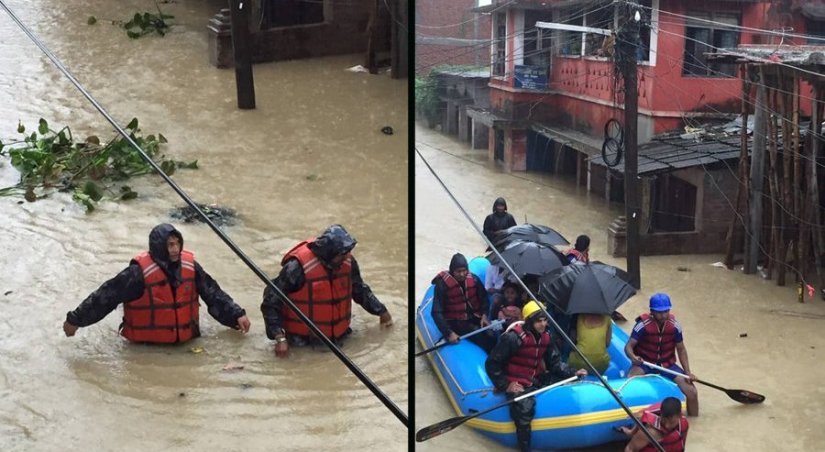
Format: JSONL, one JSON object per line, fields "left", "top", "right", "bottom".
{"left": 474, "top": 0, "right": 825, "bottom": 254}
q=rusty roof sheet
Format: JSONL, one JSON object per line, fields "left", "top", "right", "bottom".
{"left": 710, "top": 45, "right": 825, "bottom": 66}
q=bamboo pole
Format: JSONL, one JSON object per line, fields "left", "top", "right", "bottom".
{"left": 778, "top": 70, "right": 793, "bottom": 286}
{"left": 725, "top": 65, "right": 751, "bottom": 269}
{"left": 747, "top": 66, "right": 768, "bottom": 274}
{"left": 766, "top": 74, "right": 781, "bottom": 281}
{"left": 810, "top": 82, "right": 823, "bottom": 297}
{"left": 793, "top": 73, "right": 802, "bottom": 281}
{"left": 799, "top": 134, "right": 811, "bottom": 287}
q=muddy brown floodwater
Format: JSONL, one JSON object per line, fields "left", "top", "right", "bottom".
{"left": 0, "top": 1, "right": 407, "bottom": 450}
{"left": 415, "top": 123, "right": 825, "bottom": 451}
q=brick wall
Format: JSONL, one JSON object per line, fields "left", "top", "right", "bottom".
{"left": 415, "top": 0, "right": 491, "bottom": 74}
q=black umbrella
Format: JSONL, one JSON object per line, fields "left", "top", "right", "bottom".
{"left": 488, "top": 240, "right": 567, "bottom": 281}
{"left": 590, "top": 260, "right": 632, "bottom": 283}
{"left": 492, "top": 224, "right": 570, "bottom": 249}
{"left": 538, "top": 263, "right": 637, "bottom": 315}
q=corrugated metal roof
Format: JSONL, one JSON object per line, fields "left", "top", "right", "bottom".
{"left": 591, "top": 118, "right": 811, "bottom": 175}
{"left": 432, "top": 67, "right": 491, "bottom": 78}
{"left": 591, "top": 133, "right": 743, "bottom": 175}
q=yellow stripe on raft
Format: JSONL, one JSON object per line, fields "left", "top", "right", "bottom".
{"left": 416, "top": 327, "right": 686, "bottom": 435}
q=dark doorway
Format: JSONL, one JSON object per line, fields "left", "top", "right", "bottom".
{"left": 526, "top": 130, "right": 554, "bottom": 172}
{"left": 495, "top": 128, "right": 505, "bottom": 162}
{"left": 264, "top": 0, "right": 324, "bottom": 28}
{"left": 651, "top": 174, "right": 697, "bottom": 232}
{"left": 609, "top": 171, "right": 624, "bottom": 203}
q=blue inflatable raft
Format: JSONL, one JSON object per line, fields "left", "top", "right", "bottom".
{"left": 415, "top": 256, "right": 684, "bottom": 450}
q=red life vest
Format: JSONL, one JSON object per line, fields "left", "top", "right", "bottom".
{"left": 433, "top": 271, "right": 480, "bottom": 321}
{"left": 639, "top": 406, "right": 689, "bottom": 452}
{"left": 505, "top": 322, "right": 551, "bottom": 386}
{"left": 566, "top": 248, "right": 589, "bottom": 263}
{"left": 633, "top": 313, "right": 679, "bottom": 367}
{"left": 121, "top": 250, "right": 199, "bottom": 344}
{"left": 281, "top": 240, "right": 352, "bottom": 339}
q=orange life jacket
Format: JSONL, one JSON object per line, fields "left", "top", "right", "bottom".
{"left": 121, "top": 250, "right": 199, "bottom": 344}
{"left": 634, "top": 313, "right": 679, "bottom": 367}
{"left": 281, "top": 240, "right": 352, "bottom": 339}
{"left": 639, "top": 406, "right": 689, "bottom": 452}
{"left": 433, "top": 271, "right": 480, "bottom": 321}
{"left": 505, "top": 322, "right": 551, "bottom": 386}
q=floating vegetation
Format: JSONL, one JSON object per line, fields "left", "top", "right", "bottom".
{"left": 87, "top": 1, "right": 175, "bottom": 39}
{"left": 0, "top": 117, "right": 197, "bottom": 212}
{"left": 123, "top": 10, "right": 174, "bottom": 39}
{"left": 170, "top": 203, "right": 237, "bottom": 227}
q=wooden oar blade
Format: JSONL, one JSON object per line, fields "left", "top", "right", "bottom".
{"left": 415, "top": 415, "right": 466, "bottom": 442}
{"left": 727, "top": 389, "right": 765, "bottom": 404}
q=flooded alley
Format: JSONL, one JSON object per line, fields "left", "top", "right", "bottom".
{"left": 415, "top": 123, "right": 825, "bottom": 451}
{"left": 0, "top": 0, "right": 407, "bottom": 450}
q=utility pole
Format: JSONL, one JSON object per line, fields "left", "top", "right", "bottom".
{"left": 229, "top": 0, "right": 256, "bottom": 109}
{"left": 617, "top": 3, "right": 642, "bottom": 289}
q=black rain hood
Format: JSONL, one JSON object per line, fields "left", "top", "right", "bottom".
{"left": 492, "top": 197, "right": 508, "bottom": 214}
{"left": 309, "top": 224, "right": 357, "bottom": 264}
{"left": 148, "top": 223, "right": 184, "bottom": 282}
{"left": 449, "top": 253, "right": 468, "bottom": 273}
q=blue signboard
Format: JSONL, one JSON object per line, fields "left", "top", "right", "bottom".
{"left": 514, "top": 65, "right": 548, "bottom": 90}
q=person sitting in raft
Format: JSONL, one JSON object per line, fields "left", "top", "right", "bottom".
{"left": 565, "top": 235, "right": 590, "bottom": 264}
{"left": 485, "top": 261, "right": 507, "bottom": 308}
{"left": 625, "top": 293, "right": 698, "bottom": 416}
{"left": 431, "top": 253, "right": 496, "bottom": 352}
{"left": 485, "top": 301, "right": 587, "bottom": 452}
{"left": 567, "top": 313, "right": 612, "bottom": 374}
{"left": 491, "top": 281, "right": 524, "bottom": 328}
{"left": 519, "top": 275, "right": 541, "bottom": 305}
{"left": 619, "top": 396, "right": 689, "bottom": 452}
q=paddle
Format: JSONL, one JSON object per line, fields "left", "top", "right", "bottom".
{"left": 415, "top": 375, "right": 579, "bottom": 442}
{"left": 642, "top": 361, "right": 765, "bottom": 404}
{"left": 415, "top": 319, "right": 505, "bottom": 357}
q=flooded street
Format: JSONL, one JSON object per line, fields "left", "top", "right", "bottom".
{"left": 0, "top": 0, "right": 407, "bottom": 450}
{"left": 415, "top": 123, "right": 825, "bottom": 451}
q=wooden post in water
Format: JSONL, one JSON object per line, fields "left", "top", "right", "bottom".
{"left": 230, "top": 0, "right": 256, "bottom": 109}
{"left": 766, "top": 71, "right": 780, "bottom": 281}
{"left": 809, "top": 82, "right": 823, "bottom": 295}
{"left": 746, "top": 67, "right": 767, "bottom": 275}
{"left": 725, "top": 65, "right": 751, "bottom": 269}
{"left": 390, "top": 0, "right": 399, "bottom": 78}
{"left": 365, "top": 0, "right": 379, "bottom": 74}
{"left": 793, "top": 73, "right": 802, "bottom": 280}
{"left": 778, "top": 69, "right": 792, "bottom": 286}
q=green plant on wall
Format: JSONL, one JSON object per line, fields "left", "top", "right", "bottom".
{"left": 415, "top": 74, "right": 439, "bottom": 128}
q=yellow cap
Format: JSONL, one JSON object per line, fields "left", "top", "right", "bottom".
{"left": 522, "top": 300, "right": 544, "bottom": 320}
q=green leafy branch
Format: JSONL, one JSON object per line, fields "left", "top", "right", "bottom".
{"left": 88, "top": 1, "right": 175, "bottom": 39}
{"left": 0, "top": 118, "right": 197, "bottom": 212}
